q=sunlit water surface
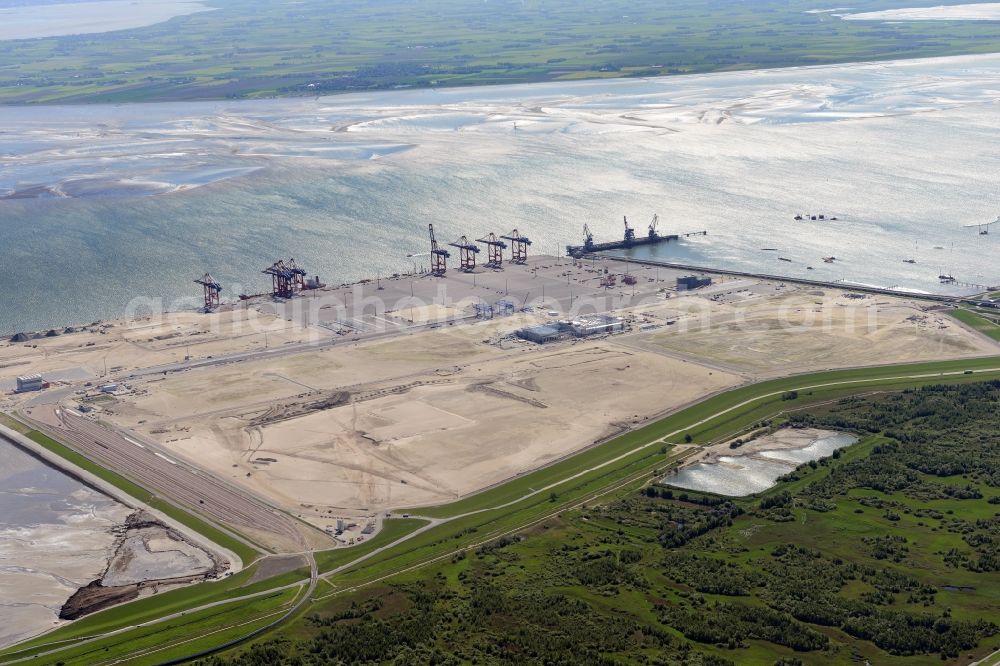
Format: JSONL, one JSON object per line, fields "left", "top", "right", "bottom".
{"left": 1, "top": 54, "right": 999, "bottom": 333}
{"left": 665, "top": 432, "right": 859, "bottom": 496}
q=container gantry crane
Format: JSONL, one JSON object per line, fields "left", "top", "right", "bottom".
{"left": 449, "top": 235, "right": 480, "bottom": 272}
{"left": 194, "top": 273, "right": 222, "bottom": 310}
{"left": 476, "top": 232, "right": 508, "bottom": 268}
{"left": 429, "top": 224, "right": 451, "bottom": 276}
{"left": 286, "top": 258, "right": 308, "bottom": 291}
{"left": 263, "top": 260, "right": 296, "bottom": 299}
{"left": 623, "top": 216, "right": 636, "bottom": 246}
{"left": 500, "top": 229, "right": 531, "bottom": 264}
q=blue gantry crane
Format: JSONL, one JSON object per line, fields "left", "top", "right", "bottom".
{"left": 429, "top": 224, "right": 451, "bottom": 276}
{"left": 500, "top": 229, "right": 531, "bottom": 264}
{"left": 449, "top": 235, "right": 481, "bottom": 272}
{"left": 477, "top": 232, "right": 508, "bottom": 268}
{"left": 194, "top": 273, "right": 222, "bottom": 310}
{"left": 623, "top": 216, "right": 636, "bottom": 246}
{"left": 647, "top": 213, "right": 660, "bottom": 240}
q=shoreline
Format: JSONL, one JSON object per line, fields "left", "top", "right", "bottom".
{"left": 0, "top": 424, "right": 243, "bottom": 572}
{"left": 0, "top": 423, "right": 244, "bottom": 645}
{"left": 3, "top": 251, "right": 995, "bottom": 340}
{"left": 3, "top": 50, "right": 1000, "bottom": 110}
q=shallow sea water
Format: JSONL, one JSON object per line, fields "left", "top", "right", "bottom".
{"left": 0, "top": 0, "right": 212, "bottom": 41}
{"left": 0, "top": 54, "right": 998, "bottom": 333}
{"left": 0, "top": 438, "right": 130, "bottom": 647}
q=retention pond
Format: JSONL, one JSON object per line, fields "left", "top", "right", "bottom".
{"left": 663, "top": 428, "right": 858, "bottom": 497}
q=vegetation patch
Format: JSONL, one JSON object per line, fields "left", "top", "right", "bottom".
{"left": 202, "top": 381, "right": 1000, "bottom": 665}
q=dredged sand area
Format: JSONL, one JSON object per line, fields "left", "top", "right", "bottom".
{"left": 0, "top": 441, "right": 132, "bottom": 647}
{"left": 0, "top": 435, "right": 221, "bottom": 647}
{"left": 665, "top": 428, "right": 859, "bottom": 496}
{"left": 4, "top": 255, "right": 996, "bottom": 534}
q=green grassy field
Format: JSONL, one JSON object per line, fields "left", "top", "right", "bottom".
{"left": 4, "top": 0, "right": 1000, "bottom": 104}
{"left": 952, "top": 308, "right": 1000, "bottom": 341}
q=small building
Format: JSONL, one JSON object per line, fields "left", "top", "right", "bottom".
{"left": 516, "top": 324, "right": 565, "bottom": 344}
{"left": 566, "top": 314, "right": 624, "bottom": 337}
{"left": 16, "top": 374, "right": 44, "bottom": 393}
{"left": 677, "top": 275, "right": 712, "bottom": 291}
{"left": 98, "top": 383, "right": 119, "bottom": 394}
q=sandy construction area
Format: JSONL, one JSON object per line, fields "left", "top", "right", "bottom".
{"left": 0, "top": 308, "right": 312, "bottom": 389}
{"left": 7, "top": 265, "right": 996, "bottom": 527}
{"left": 0, "top": 492, "right": 131, "bottom": 648}
{"left": 633, "top": 288, "right": 996, "bottom": 376}
{"left": 116, "top": 329, "right": 738, "bottom": 511}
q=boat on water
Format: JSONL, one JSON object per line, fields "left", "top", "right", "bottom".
{"left": 939, "top": 274, "right": 955, "bottom": 283}
{"left": 823, "top": 256, "right": 836, "bottom": 263}
{"left": 761, "top": 248, "right": 778, "bottom": 251}
{"left": 903, "top": 259, "right": 916, "bottom": 264}
{"left": 779, "top": 257, "right": 792, "bottom": 262}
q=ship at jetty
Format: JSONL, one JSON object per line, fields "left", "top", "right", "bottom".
{"left": 566, "top": 215, "right": 706, "bottom": 258}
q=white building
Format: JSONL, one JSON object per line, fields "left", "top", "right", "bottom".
{"left": 566, "top": 314, "right": 624, "bottom": 337}
{"left": 15, "top": 374, "right": 44, "bottom": 392}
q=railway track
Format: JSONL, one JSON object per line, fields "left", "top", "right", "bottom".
{"left": 28, "top": 406, "right": 305, "bottom": 552}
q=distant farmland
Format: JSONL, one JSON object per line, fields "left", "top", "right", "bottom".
{"left": 4, "top": 0, "right": 1000, "bottom": 104}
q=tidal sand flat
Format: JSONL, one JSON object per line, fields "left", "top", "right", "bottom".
{"left": 0, "top": 439, "right": 131, "bottom": 647}
{"left": 844, "top": 4, "right": 1000, "bottom": 21}
{"left": 0, "top": 0, "right": 213, "bottom": 41}
{"left": 0, "top": 438, "right": 219, "bottom": 646}
{"left": 664, "top": 428, "right": 858, "bottom": 496}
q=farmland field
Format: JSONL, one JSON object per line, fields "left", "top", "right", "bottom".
{"left": 6, "top": 0, "right": 1000, "bottom": 103}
